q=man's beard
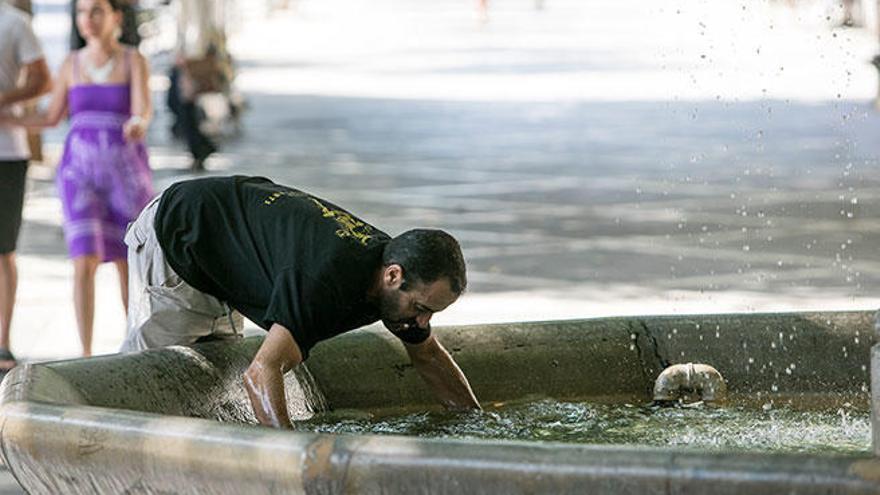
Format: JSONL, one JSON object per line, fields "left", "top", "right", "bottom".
{"left": 379, "top": 288, "right": 416, "bottom": 331}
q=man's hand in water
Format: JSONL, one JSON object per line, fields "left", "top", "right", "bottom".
{"left": 403, "top": 333, "right": 481, "bottom": 411}
{"left": 244, "top": 324, "right": 303, "bottom": 429}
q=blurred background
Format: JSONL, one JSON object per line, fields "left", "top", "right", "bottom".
{"left": 12, "top": 0, "right": 880, "bottom": 359}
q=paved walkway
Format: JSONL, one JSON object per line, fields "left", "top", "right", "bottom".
{"left": 18, "top": 0, "right": 880, "bottom": 359}
{"left": 1, "top": 0, "right": 879, "bottom": 490}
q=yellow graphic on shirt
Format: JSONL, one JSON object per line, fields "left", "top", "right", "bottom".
{"left": 262, "top": 190, "right": 374, "bottom": 246}
{"left": 309, "top": 198, "right": 374, "bottom": 246}
{"left": 263, "top": 191, "right": 286, "bottom": 205}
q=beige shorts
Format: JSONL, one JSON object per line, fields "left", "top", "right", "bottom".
{"left": 120, "top": 197, "right": 243, "bottom": 353}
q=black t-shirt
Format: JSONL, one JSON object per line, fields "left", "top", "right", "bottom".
{"left": 155, "top": 176, "right": 390, "bottom": 359}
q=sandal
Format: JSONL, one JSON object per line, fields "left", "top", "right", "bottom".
{"left": 0, "top": 348, "right": 17, "bottom": 371}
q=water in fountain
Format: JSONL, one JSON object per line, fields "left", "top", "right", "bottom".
{"left": 297, "top": 397, "right": 870, "bottom": 454}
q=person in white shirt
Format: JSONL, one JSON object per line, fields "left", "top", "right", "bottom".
{"left": 0, "top": 0, "right": 50, "bottom": 370}
{"left": 167, "top": 0, "right": 228, "bottom": 171}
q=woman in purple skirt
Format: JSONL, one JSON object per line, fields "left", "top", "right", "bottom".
{"left": 2, "top": 0, "right": 154, "bottom": 356}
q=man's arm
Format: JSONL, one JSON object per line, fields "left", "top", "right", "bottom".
{"left": 404, "top": 334, "right": 481, "bottom": 410}
{"left": 0, "top": 55, "right": 71, "bottom": 128}
{"left": 0, "top": 58, "right": 50, "bottom": 108}
{"left": 243, "top": 323, "right": 303, "bottom": 429}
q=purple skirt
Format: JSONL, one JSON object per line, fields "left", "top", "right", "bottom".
{"left": 57, "top": 111, "right": 154, "bottom": 262}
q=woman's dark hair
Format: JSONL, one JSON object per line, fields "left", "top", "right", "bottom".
{"left": 71, "top": 0, "right": 133, "bottom": 50}
{"left": 383, "top": 229, "right": 467, "bottom": 295}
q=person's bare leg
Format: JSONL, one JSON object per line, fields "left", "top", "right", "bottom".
{"left": 73, "top": 255, "right": 99, "bottom": 357}
{"left": 114, "top": 258, "right": 128, "bottom": 316}
{"left": 0, "top": 252, "right": 18, "bottom": 369}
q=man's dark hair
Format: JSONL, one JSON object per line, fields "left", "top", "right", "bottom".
{"left": 383, "top": 229, "right": 467, "bottom": 294}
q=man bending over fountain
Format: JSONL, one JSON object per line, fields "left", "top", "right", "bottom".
{"left": 121, "top": 175, "right": 481, "bottom": 427}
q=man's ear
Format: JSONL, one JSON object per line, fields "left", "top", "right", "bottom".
{"left": 384, "top": 264, "right": 404, "bottom": 289}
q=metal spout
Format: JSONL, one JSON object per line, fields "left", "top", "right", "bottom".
{"left": 653, "top": 363, "right": 727, "bottom": 403}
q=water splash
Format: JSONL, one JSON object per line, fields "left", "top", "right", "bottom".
{"left": 298, "top": 398, "right": 870, "bottom": 454}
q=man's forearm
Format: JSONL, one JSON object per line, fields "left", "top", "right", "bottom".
{"left": 0, "top": 84, "right": 44, "bottom": 107}
{"left": 243, "top": 363, "right": 293, "bottom": 429}
{"left": 408, "top": 337, "right": 481, "bottom": 410}
{"left": 0, "top": 60, "right": 50, "bottom": 107}
{"left": 244, "top": 323, "right": 304, "bottom": 429}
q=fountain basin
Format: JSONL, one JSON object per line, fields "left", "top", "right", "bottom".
{"left": 1, "top": 311, "right": 878, "bottom": 494}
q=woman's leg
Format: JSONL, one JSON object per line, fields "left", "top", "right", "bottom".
{"left": 114, "top": 258, "right": 129, "bottom": 315}
{"left": 73, "top": 255, "right": 99, "bottom": 357}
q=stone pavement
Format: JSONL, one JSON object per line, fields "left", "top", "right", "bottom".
{"left": 1, "top": 0, "right": 880, "bottom": 490}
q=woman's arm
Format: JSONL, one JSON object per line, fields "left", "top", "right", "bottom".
{"left": 0, "top": 54, "right": 71, "bottom": 129}
{"left": 123, "top": 49, "right": 152, "bottom": 141}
